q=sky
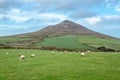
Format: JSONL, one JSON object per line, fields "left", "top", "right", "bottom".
{"left": 0, "top": 0, "right": 120, "bottom": 38}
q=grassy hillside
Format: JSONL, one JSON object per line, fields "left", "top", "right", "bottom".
{"left": 35, "top": 35, "right": 120, "bottom": 50}
{"left": 0, "top": 49, "right": 120, "bottom": 80}
{"left": 0, "top": 35, "right": 120, "bottom": 51}
{"left": 78, "top": 36, "right": 120, "bottom": 50}
{"left": 35, "top": 35, "right": 94, "bottom": 50}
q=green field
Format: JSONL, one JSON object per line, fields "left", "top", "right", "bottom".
{"left": 35, "top": 35, "right": 120, "bottom": 50}
{"left": 0, "top": 49, "right": 120, "bottom": 80}
{"left": 79, "top": 36, "right": 120, "bottom": 50}
{"left": 35, "top": 35, "right": 94, "bottom": 50}
{"left": 0, "top": 35, "right": 120, "bottom": 51}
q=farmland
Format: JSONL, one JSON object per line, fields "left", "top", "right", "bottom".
{"left": 35, "top": 35, "right": 93, "bottom": 50}
{"left": 0, "top": 35, "right": 120, "bottom": 51}
{"left": 35, "top": 35, "right": 120, "bottom": 51}
{"left": 79, "top": 36, "right": 120, "bottom": 50}
{"left": 0, "top": 49, "right": 120, "bottom": 80}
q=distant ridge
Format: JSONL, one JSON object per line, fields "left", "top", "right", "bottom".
{"left": 12, "top": 20, "right": 114, "bottom": 39}
{"left": 1, "top": 20, "right": 120, "bottom": 51}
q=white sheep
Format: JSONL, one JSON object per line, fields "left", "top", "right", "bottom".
{"left": 19, "top": 54, "right": 25, "bottom": 60}
{"left": 81, "top": 52, "right": 85, "bottom": 56}
{"left": 51, "top": 51, "right": 55, "bottom": 54}
{"left": 87, "top": 50, "right": 90, "bottom": 53}
{"left": 31, "top": 54, "right": 35, "bottom": 57}
{"left": 64, "top": 51, "right": 67, "bottom": 53}
{"left": 6, "top": 52, "right": 8, "bottom": 54}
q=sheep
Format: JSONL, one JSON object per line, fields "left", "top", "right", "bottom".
{"left": 64, "top": 51, "right": 67, "bottom": 53}
{"left": 30, "top": 54, "right": 35, "bottom": 57}
{"left": 19, "top": 54, "right": 25, "bottom": 60}
{"left": 51, "top": 51, "right": 55, "bottom": 54}
{"left": 87, "top": 50, "right": 90, "bottom": 53}
{"left": 81, "top": 52, "right": 85, "bottom": 57}
{"left": 6, "top": 52, "right": 8, "bottom": 54}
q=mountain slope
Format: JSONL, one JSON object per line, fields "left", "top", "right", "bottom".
{"left": 12, "top": 20, "right": 114, "bottom": 39}
{"left": 1, "top": 20, "right": 120, "bottom": 51}
{"left": 35, "top": 35, "right": 120, "bottom": 51}
{"left": 35, "top": 35, "right": 95, "bottom": 50}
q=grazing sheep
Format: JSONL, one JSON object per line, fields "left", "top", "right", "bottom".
{"left": 64, "top": 51, "right": 67, "bottom": 53}
{"left": 51, "top": 51, "right": 54, "bottom": 54}
{"left": 6, "top": 53, "right": 8, "bottom": 54}
{"left": 87, "top": 50, "right": 90, "bottom": 53}
{"left": 19, "top": 54, "right": 25, "bottom": 60}
{"left": 81, "top": 52, "right": 85, "bottom": 56}
{"left": 30, "top": 54, "right": 35, "bottom": 57}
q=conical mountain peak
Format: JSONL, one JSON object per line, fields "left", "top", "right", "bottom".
{"left": 12, "top": 20, "right": 113, "bottom": 39}
{"left": 61, "top": 20, "right": 74, "bottom": 23}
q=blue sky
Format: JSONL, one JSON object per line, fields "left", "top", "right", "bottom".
{"left": 0, "top": 0, "right": 120, "bottom": 38}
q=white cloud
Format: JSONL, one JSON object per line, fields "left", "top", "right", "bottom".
{"left": 0, "top": 24, "right": 26, "bottom": 29}
{"left": 105, "top": 0, "right": 120, "bottom": 12}
{"left": 22, "top": 0, "right": 35, "bottom": 3}
{"left": 0, "top": 14, "right": 4, "bottom": 19}
{"left": 10, "top": 8, "right": 20, "bottom": 14}
{"left": 4, "top": 8, "right": 67, "bottom": 23}
{"left": 36, "top": 13, "right": 67, "bottom": 21}
{"left": 84, "top": 16, "right": 102, "bottom": 25}
{"left": 115, "top": 6, "right": 120, "bottom": 12}
{"left": 6, "top": 9, "right": 30, "bottom": 23}
{"left": 83, "top": 14, "right": 120, "bottom": 26}
{"left": 104, "top": 15, "right": 119, "bottom": 19}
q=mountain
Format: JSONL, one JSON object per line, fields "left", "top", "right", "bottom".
{"left": 12, "top": 20, "right": 114, "bottom": 39}
{"left": 1, "top": 20, "right": 120, "bottom": 51}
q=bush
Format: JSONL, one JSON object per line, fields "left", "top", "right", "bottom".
{"left": 97, "top": 46, "right": 115, "bottom": 52}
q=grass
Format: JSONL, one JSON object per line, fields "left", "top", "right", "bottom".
{"left": 35, "top": 35, "right": 94, "bottom": 50}
{"left": 0, "top": 38, "right": 33, "bottom": 44}
{"left": 78, "top": 36, "right": 120, "bottom": 50}
{"left": 35, "top": 35, "right": 120, "bottom": 50}
{"left": 0, "top": 49, "right": 120, "bottom": 80}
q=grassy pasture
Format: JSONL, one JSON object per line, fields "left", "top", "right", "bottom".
{"left": 35, "top": 35, "right": 94, "bottom": 50}
{"left": 35, "top": 35, "right": 120, "bottom": 50}
{"left": 0, "top": 49, "right": 120, "bottom": 80}
{"left": 79, "top": 36, "right": 120, "bottom": 50}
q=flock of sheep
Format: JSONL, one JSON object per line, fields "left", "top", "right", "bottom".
{"left": 6, "top": 50, "right": 91, "bottom": 60}
{"left": 19, "top": 53, "right": 35, "bottom": 60}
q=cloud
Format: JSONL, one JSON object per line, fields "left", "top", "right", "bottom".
{"left": 0, "top": 8, "right": 67, "bottom": 34}
{"left": 6, "top": 9, "right": 30, "bottom": 23}
{"left": 70, "top": 10, "right": 97, "bottom": 19}
{"left": 84, "top": 16, "right": 102, "bottom": 25}
{"left": 32, "top": 0, "right": 105, "bottom": 13}
{"left": 0, "top": 0, "right": 120, "bottom": 38}
{"left": 102, "top": 15, "right": 120, "bottom": 25}
{"left": 105, "top": 0, "right": 120, "bottom": 12}
{"left": 22, "top": 0, "right": 35, "bottom": 3}
{"left": 1, "top": 8, "right": 67, "bottom": 23}
{"left": 105, "top": 0, "right": 120, "bottom": 7}
{"left": 0, "top": 14, "right": 4, "bottom": 19}
{"left": 0, "top": 24, "right": 26, "bottom": 29}
{"left": 36, "top": 13, "right": 67, "bottom": 22}
{"left": 84, "top": 15, "right": 120, "bottom": 25}
{"left": 0, "top": 0, "right": 22, "bottom": 10}
{"left": 0, "top": 25, "right": 29, "bottom": 36}
{"left": 115, "top": 6, "right": 120, "bottom": 12}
